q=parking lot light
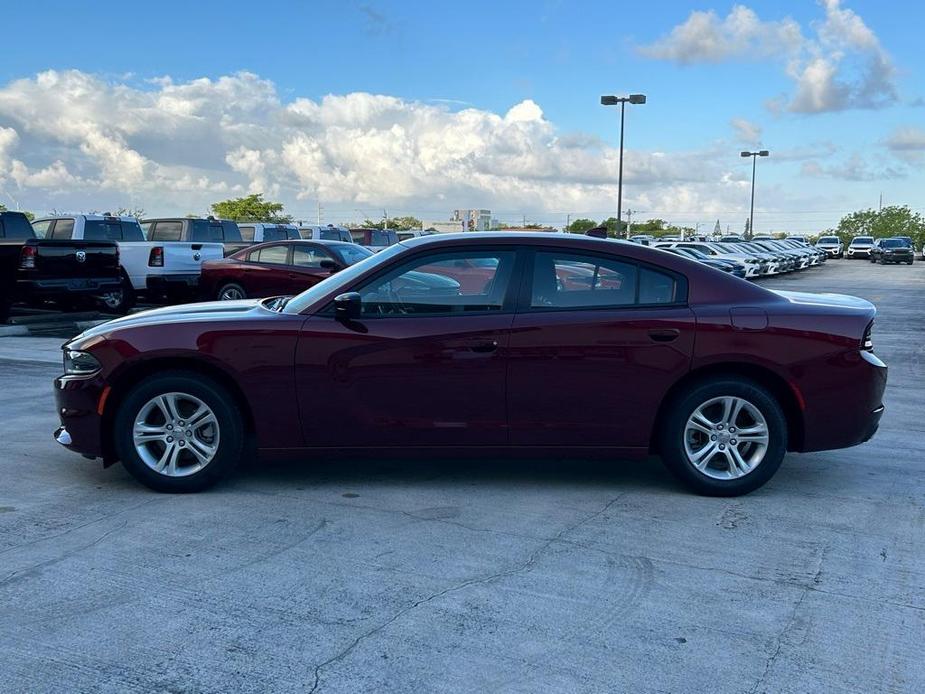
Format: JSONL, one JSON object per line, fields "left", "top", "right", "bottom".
{"left": 741, "top": 149, "right": 770, "bottom": 239}
{"left": 601, "top": 93, "right": 646, "bottom": 238}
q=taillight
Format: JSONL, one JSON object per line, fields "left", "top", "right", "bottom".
{"left": 862, "top": 321, "right": 874, "bottom": 351}
{"left": 20, "top": 245, "right": 37, "bottom": 269}
{"left": 148, "top": 247, "right": 164, "bottom": 267}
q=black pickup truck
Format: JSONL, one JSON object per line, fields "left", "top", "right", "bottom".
{"left": 0, "top": 210, "right": 121, "bottom": 321}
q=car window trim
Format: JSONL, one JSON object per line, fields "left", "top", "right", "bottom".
{"left": 515, "top": 247, "right": 689, "bottom": 314}
{"left": 315, "top": 245, "right": 526, "bottom": 319}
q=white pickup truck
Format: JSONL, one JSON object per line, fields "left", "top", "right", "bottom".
{"left": 31, "top": 215, "right": 225, "bottom": 311}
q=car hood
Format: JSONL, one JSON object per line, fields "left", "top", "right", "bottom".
{"left": 67, "top": 299, "right": 272, "bottom": 348}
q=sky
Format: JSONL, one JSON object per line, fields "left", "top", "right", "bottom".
{"left": 0, "top": 0, "right": 923, "bottom": 233}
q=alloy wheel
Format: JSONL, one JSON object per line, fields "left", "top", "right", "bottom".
{"left": 219, "top": 286, "right": 245, "bottom": 300}
{"left": 132, "top": 392, "right": 220, "bottom": 477}
{"left": 683, "top": 396, "right": 769, "bottom": 480}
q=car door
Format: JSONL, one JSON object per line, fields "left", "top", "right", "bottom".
{"left": 246, "top": 244, "right": 293, "bottom": 296}
{"left": 294, "top": 246, "right": 520, "bottom": 447}
{"left": 289, "top": 243, "right": 337, "bottom": 293}
{"left": 507, "top": 249, "right": 695, "bottom": 449}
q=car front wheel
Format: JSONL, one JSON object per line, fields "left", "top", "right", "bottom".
{"left": 659, "top": 379, "right": 787, "bottom": 496}
{"left": 113, "top": 372, "right": 244, "bottom": 492}
{"left": 217, "top": 283, "right": 247, "bottom": 301}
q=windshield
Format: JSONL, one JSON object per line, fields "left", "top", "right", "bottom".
{"left": 334, "top": 244, "right": 374, "bottom": 266}
{"left": 851, "top": 237, "right": 873, "bottom": 245}
{"left": 881, "top": 239, "right": 906, "bottom": 248}
{"left": 818, "top": 237, "right": 838, "bottom": 244}
{"left": 284, "top": 243, "right": 405, "bottom": 314}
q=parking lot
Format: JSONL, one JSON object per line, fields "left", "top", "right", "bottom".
{"left": 0, "top": 260, "right": 923, "bottom": 692}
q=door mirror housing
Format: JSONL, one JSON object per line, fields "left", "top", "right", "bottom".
{"left": 334, "top": 292, "right": 362, "bottom": 320}
{"left": 320, "top": 258, "right": 339, "bottom": 270}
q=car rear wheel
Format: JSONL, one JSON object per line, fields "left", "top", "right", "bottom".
{"left": 113, "top": 372, "right": 244, "bottom": 492}
{"left": 217, "top": 283, "right": 247, "bottom": 301}
{"left": 98, "top": 279, "right": 136, "bottom": 314}
{"left": 659, "top": 379, "right": 787, "bottom": 496}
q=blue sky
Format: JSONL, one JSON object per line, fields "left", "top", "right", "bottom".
{"left": 1, "top": 0, "right": 923, "bottom": 232}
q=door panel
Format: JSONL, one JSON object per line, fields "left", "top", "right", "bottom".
{"left": 295, "top": 314, "right": 512, "bottom": 447}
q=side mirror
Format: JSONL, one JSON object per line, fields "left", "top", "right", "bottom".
{"left": 334, "top": 292, "right": 362, "bottom": 320}
{"left": 320, "top": 258, "right": 339, "bottom": 271}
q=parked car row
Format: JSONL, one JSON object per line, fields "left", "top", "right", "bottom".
{"left": 816, "top": 234, "right": 917, "bottom": 264}
{"left": 652, "top": 236, "right": 825, "bottom": 278}
{"left": 1, "top": 210, "right": 405, "bottom": 319}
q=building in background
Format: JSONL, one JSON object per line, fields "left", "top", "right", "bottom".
{"left": 453, "top": 209, "right": 491, "bottom": 231}
{"left": 422, "top": 220, "right": 466, "bottom": 233}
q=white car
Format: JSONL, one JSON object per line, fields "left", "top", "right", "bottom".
{"left": 32, "top": 215, "right": 225, "bottom": 311}
{"left": 815, "top": 235, "right": 844, "bottom": 258}
{"left": 846, "top": 236, "right": 875, "bottom": 259}
{"left": 655, "top": 241, "right": 761, "bottom": 277}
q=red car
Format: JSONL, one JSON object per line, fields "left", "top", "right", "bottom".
{"left": 53, "top": 234, "right": 886, "bottom": 496}
{"left": 199, "top": 240, "right": 373, "bottom": 300}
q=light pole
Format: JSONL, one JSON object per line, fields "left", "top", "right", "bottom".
{"left": 601, "top": 93, "right": 646, "bottom": 238}
{"left": 741, "top": 149, "right": 769, "bottom": 239}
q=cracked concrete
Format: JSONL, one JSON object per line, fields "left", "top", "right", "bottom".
{"left": 1, "top": 261, "right": 924, "bottom": 692}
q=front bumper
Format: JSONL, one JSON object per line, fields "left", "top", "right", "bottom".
{"left": 847, "top": 248, "right": 871, "bottom": 257}
{"left": 53, "top": 373, "right": 108, "bottom": 459}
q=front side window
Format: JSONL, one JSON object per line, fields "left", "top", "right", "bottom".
{"left": 239, "top": 226, "right": 256, "bottom": 242}
{"left": 255, "top": 245, "right": 289, "bottom": 265}
{"left": 31, "top": 219, "right": 53, "bottom": 238}
{"left": 150, "top": 221, "right": 183, "bottom": 242}
{"left": 334, "top": 244, "right": 374, "bottom": 266}
{"left": 292, "top": 245, "right": 330, "bottom": 268}
{"left": 84, "top": 221, "right": 122, "bottom": 240}
{"left": 263, "top": 227, "right": 288, "bottom": 242}
{"left": 190, "top": 221, "right": 224, "bottom": 242}
{"left": 356, "top": 250, "right": 515, "bottom": 317}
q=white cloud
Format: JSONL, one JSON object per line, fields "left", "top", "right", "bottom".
{"left": 730, "top": 118, "right": 762, "bottom": 145}
{"left": 800, "top": 153, "right": 904, "bottom": 181}
{"left": 0, "top": 69, "right": 757, "bottom": 219}
{"left": 882, "top": 126, "right": 925, "bottom": 163}
{"left": 640, "top": 0, "right": 898, "bottom": 114}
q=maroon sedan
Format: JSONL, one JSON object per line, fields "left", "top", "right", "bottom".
{"left": 200, "top": 240, "right": 373, "bottom": 301}
{"left": 53, "top": 233, "right": 886, "bottom": 496}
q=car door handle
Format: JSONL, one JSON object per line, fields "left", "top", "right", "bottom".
{"left": 466, "top": 339, "right": 498, "bottom": 353}
{"left": 648, "top": 329, "right": 680, "bottom": 343}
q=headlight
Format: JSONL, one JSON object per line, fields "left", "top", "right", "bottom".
{"left": 63, "top": 350, "right": 101, "bottom": 375}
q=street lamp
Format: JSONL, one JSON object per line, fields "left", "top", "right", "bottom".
{"left": 601, "top": 93, "right": 646, "bottom": 238}
{"left": 741, "top": 149, "right": 769, "bottom": 239}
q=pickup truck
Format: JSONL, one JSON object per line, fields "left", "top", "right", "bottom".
{"left": 33, "top": 215, "right": 226, "bottom": 311}
{"left": 1, "top": 210, "right": 121, "bottom": 321}
{"left": 139, "top": 217, "right": 249, "bottom": 301}
{"left": 238, "top": 222, "right": 300, "bottom": 244}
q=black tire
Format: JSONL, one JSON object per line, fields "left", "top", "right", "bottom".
{"left": 217, "top": 282, "right": 247, "bottom": 301}
{"left": 98, "top": 279, "right": 136, "bottom": 314}
{"left": 0, "top": 296, "right": 10, "bottom": 324}
{"left": 658, "top": 378, "right": 788, "bottom": 496}
{"left": 113, "top": 371, "right": 244, "bottom": 492}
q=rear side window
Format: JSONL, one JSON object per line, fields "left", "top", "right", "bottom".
{"left": 190, "top": 220, "right": 225, "bottom": 242}
{"left": 150, "top": 221, "right": 183, "bottom": 242}
{"left": 221, "top": 221, "right": 242, "bottom": 241}
{"left": 530, "top": 252, "right": 681, "bottom": 309}
{"left": 50, "top": 219, "right": 76, "bottom": 240}
{"left": 254, "top": 245, "right": 289, "bottom": 264}
{"left": 263, "top": 227, "right": 289, "bottom": 242}
{"left": 120, "top": 220, "right": 145, "bottom": 241}
{"left": 239, "top": 226, "right": 256, "bottom": 242}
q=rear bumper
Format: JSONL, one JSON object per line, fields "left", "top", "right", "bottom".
{"left": 53, "top": 373, "right": 107, "bottom": 459}
{"left": 17, "top": 276, "right": 121, "bottom": 297}
{"left": 798, "top": 350, "right": 887, "bottom": 452}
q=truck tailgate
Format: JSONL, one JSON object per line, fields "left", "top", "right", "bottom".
{"left": 33, "top": 240, "right": 120, "bottom": 278}
{"left": 160, "top": 242, "right": 226, "bottom": 274}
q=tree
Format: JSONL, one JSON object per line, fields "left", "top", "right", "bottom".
{"left": 115, "top": 206, "right": 146, "bottom": 219}
{"left": 600, "top": 217, "right": 627, "bottom": 237}
{"left": 828, "top": 205, "right": 925, "bottom": 247}
{"left": 210, "top": 194, "right": 292, "bottom": 223}
{"left": 566, "top": 218, "right": 597, "bottom": 233}
{"left": 390, "top": 216, "right": 423, "bottom": 231}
